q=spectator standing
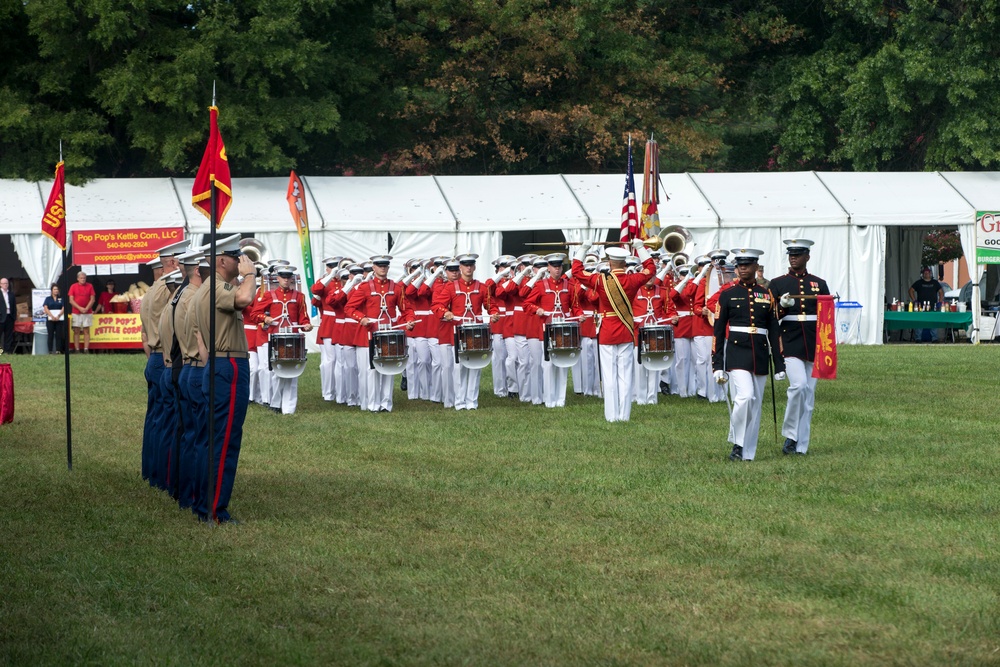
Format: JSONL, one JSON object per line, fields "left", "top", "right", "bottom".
{"left": 67, "top": 271, "right": 96, "bottom": 353}
{"left": 908, "top": 267, "right": 944, "bottom": 342}
{"left": 43, "top": 283, "right": 66, "bottom": 353}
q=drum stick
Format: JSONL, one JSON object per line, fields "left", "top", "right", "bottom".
{"left": 387, "top": 319, "right": 422, "bottom": 330}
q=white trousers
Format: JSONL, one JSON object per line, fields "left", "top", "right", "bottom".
{"left": 248, "top": 349, "right": 260, "bottom": 403}
{"left": 572, "top": 337, "right": 600, "bottom": 397}
{"left": 269, "top": 376, "right": 299, "bottom": 414}
{"left": 437, "top": 344, "right": 456, "bottom": 408}
{"left": 513, "top": 335, "right": 532, "bottom": 403}
{"left": 428, "top": 339, "right": 443, "bottom": 403}
{"left": 454, "top": 364, "right": 482, "bottom": 410}
{"left": 671, "top": 337, "right": 694, "bottom": 397}
{"left": 491, "top": 333, "right": 508, "bottom": 396}
{"left": 633, "top": 352, "right": 659, "bottom": 405}
{"left": 355, "top": 346, "right": 371, "bottom": 411}
{"left": 504, "top": 337, "right": 519, "bottom": 395}
{"left": 692, "top": 335, "right": 712, "bottom": 399}
{"left": 319, "top": 339, "right": 335, "bottom": 401}
{"left": 727, "top": 370, "right": 766, "bottom": 460}
{"left": 333, "top": 344, "right": 347, "bottom": 404}
{"left": 407, "top": 337, "right": 432, "bottom": 400}
{"left": 782, "top": 357, "right": 817, "bottom": 453}
{"left": 527, "top": 338, "right": 544, "bottom": 405}
{"left": 541, "top": 359, "right": 568, "bottom": 408}
{"left": 256, "top": 343, "right": 271, "bottom": 404}
{"left": 599, "top": 342, "right": 635, "bottom": 422}
{"left": 360, "top": 364, "right": 393, "bottom": 412}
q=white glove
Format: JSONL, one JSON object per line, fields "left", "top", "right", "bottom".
{"left": 672, "top": 276, "right": 690, "bottom": 295}
{"left": 513, "top": 265, "right": 532, "bottom": 286}
{"left": 779, "top": 292, "right": 794, "bottom": 308}
{"left": 655, "top": 265, "right": 670, "bottom": 282}
{"left": 564, "top": 269, "right": 573, "bottom": 280}
{"left": 630, "top": 237, "right": 645, "bottom": 251}
{"left": 411, "top": 270, "right": 426, "bottom": 289}
{"left": 574, "top": 241, "right": 592, "bottom": 263}
{"left": 496, "top": 266, "right": 512, "bottom": 280}
{"left": 774, "top": 371, "right": 787, "bottom": 382}
{"left": 426, "top": 266, "right": 444, "bottom": 288}
{"left": 713, "top": 370, "right": 728, "bottom": 384}
{"left": 579, "top": 240, "right": 593, "bottom": 253}
{"left": 342, "top": 275, "right": 362, "bottom": 294}
{"left": 526, "top": 270, "right": 542, "bottom": 288}
{"left": 634, "top": 243, "right": 651, "bottom": 263}
{"left": 320, "top": 270, "right": 337, "bottom": 286}
{"left": 400, "top": 271, "right": 416, "bottom": 286}
{"left": 693, "top": 263, "right": 712, "bottom": 286}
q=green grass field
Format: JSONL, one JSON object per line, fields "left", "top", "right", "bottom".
{"left": 1, "top": 345, "right": 998, "bottom": 665}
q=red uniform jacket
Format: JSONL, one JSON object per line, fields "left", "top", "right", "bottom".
{"left": 691, "top": 279, "right": 715, "bottom": 337}
{"left": 311, "top": 278, "right": 341, "bottom": 342}
{"left": 671, "top": 280, "right": 699, "bottom": 338}
{"left": 431, "top": 278, "right": 497, "bottom": 345}
{"left": 251, "top": 288, "right": 311, "bottom": 345}
{"left": 345, "top": 278, "right": 413, "bottom": 346}
{"left": 571, "top": 258, "right": 655, "bottom": 345}
{"left": 632, "top": 283, "right": 678, "bottom": 344}
{"left": 404, "top": 283, "right": 435, "bottom": 340}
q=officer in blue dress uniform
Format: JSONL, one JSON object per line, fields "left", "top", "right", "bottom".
{"left": 767, "top": 239, "right": 830, "bottom": 455}
{"left": 712, "top": 249, "right": 785, "bottom": 462}
{"left": 191, "top": 234, "right": 256, "bottom": 524}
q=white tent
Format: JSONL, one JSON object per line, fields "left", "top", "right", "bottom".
{"left": 2, "top": 171, "right": 995, "bottom": 344}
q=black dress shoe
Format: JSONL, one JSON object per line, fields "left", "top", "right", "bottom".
{"left": 659, "top": 381, "right": 670, "bottom": 395}
{"left": 400, "top": 374, "right": 408, "bottom": 391}
{"left": 728, "top": 445, "right": 744, "bottom": 461}
{"left": 782, "top": 438, "right": 797, "bottom": 455}
{"left": 509, "top": 392, "right": 519, "bottom": 400}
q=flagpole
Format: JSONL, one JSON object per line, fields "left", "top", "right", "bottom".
{"left": 59, "top": 141, "right": 73, "bottom": 471}
{"left": 206, "top": 82, "right": 218, "bottom": 524}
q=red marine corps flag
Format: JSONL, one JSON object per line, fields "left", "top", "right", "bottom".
{"left": 191, "top": 106, "right": 233, "bottom": 228}
{"left": 812, "top": 294, "right": 838, "bottom": 379}
{"left": 41, "top": 161, "right": 67, "bottom": 249}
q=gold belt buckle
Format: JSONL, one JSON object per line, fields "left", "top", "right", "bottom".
{"left": 748, "top": 326, "right": 758, "bottom": 334}
{"left": 797, "top": 314, "right": 807, "bottom": 321}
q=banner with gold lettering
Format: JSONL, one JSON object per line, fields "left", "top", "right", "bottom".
{"left": 41, "top": 161, "right": 67, "bottom": 249}
{"left": 812, "top": 294, "right": 837, "bottom": 379}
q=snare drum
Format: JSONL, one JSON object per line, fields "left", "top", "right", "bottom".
{"left": 456, "top": 323, "right": 492, "bottom": 369}
{"left": 371, "top": 329, "right": 407, "bottom": 375}
{"left": 639, "top": 325, "right": 674, "bottom": 353}
{"left": 545, "top": 321, "right": 581, "bottom": 368}
{"left": 457, "top": 323, "right": 491, "bottom": 353}
{"left": 638, "top": 324, "right": 675, "bottom": 371}
{"left": 270, "top": 332, "right": 308, "bottom": 378}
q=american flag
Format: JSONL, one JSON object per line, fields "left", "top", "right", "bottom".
{"left": 619, "top": 139, "right": 640, "bottom": 245}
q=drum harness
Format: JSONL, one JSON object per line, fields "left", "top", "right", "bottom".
{"left": 267, "top": 291, "right": 295, "bottom": 371}
{"left": 368, "top": 283, "right": 396, "bottom": 369}
{"left": 453, "top": 282, "right": 481, "bottom": 362}
{"left": 542, "top": 279, "right": 568, "bottom": 362}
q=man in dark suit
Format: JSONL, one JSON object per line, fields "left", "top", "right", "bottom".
{"left": 0, "top": 277, "right": 15, "bottom": 354}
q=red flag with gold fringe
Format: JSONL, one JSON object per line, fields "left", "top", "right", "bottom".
{"left": 40, "top": 161, "right": 67, "bottom": 250}
{"left": 812, "top": 294, "right": 837, "bottom": 379}
{"left": 191, "top": 106, "right": 232, "bottom": 227}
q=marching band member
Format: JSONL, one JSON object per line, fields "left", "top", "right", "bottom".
{"left": 700, "top": 250, "right": 735, "bottom": 403}
{"left": 433, "top": 258, "right": 461, "bottom": 408}
{"left": 571, "top": 252, "right": 601, "bottom": 398}
{"left": 712, "top": 249, "right": 784, "bottom": 461}
{"left": 486, "top": 256, "right": 515, "bottom": 397}
{"left": 669, "top": 260, "right": 710, "bottom": 398}
{"left": 768, "top": 239, "right": 829, "bottom": 455}
{"left": 245, "top": 264, "right": 265, "bottom": 405}
{"left": 423, "top": 257, "right": 448, "bottom": 403}
{"left": 331, "top": 264, "right": 365, "bottom": 407}
{"left": 140, "top": 239, "right": 187, "bottom": 489}
{"left": 253, "top": 265, "right": 312, "bottom": 415}
{"left": 312, "top": 256, "right": 342, "bottom": 402}
{"left": 432, "top": 254, "right": 498, "bottom": 410}
{"left": 632, "top": 269, "right": 678, "bottom": 405}
{"left": 524, "top": 253, "right": 578, "bottom": 408}
{"left": 495, "top": 255, "right": 533, "bottom": 401}
{"left": 516, "top": 256, "right": 549, "bottom": 405}
{"left": 347, "top": 255, "right": 414, "bottom": 412}
{"left": 402, "top": 259, "right": 434, "bottom": 401}
{"left": 252, "top": 260, "right": 289, "bottom": 406}
{"left": 572, "top": 239, "right": 655, "bottom": 422}
{"left": 691, "top": 252, "right": 724, "bottom": 400}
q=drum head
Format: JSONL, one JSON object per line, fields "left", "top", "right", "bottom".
{"left": 373, "top": 357, "right": 407, "bottom": 376}
{"left": 640, "top": 351, "right": 674, "bottom": 372}
{"left": 549, "top": 348, "right": 579, "bottom": 369}
{"left": 273, "top": 359, "right": 307, "bottom": 379}
{"left": 458, "top": 351, "right": 491, "bottom": 370}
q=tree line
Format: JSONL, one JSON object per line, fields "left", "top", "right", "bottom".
{"left": 3, "top": 0, "right": 999, "bottom": 183}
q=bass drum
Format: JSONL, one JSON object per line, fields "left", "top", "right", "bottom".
{"left": 638, "top": 324, "right": 674, "bottom": 371}
{"left": 371, "top": 329, "right": 407, "bottom": 376}
{"left": 456, "top": 323, "right": 491, "bottom": 369}
{"left": 270, "top": 332, "right": 307, "bottom": 378}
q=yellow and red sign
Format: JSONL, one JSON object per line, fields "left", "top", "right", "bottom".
{"left": 812, "top": 294, "right": 837, "bottom": 379}
{"left": 72, "top": 227, "right": 184, "bottom": 266}
{"left": 69, "top": 313, "right": 143, "bottom": 349}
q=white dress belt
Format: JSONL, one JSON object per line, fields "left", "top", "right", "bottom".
{"left": 729, "top": 326, "right": 767, "bottom": 335}
{"left": 676, "top": 310, "right": 692, "bottom": 317}
{"left": 780, "top": 314, "right": 817, "bottom": 323}
{"left": 414, "top": 310, "right": 433, "bottom": 316}
{"left": 323, "top": 310, "right": 337, "bottom": 317}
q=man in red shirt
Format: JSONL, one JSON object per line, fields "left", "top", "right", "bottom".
{"left": 346, "top": 255, "right": 414, "bottom": 413}
{"left": 633, "top": 271, "right": 678, "bottom": 405}
{"left": 432, "top": 253, "right": 498, "bottom": 410}
{"left": 572, "top": 239, "right": 655, "bottom": 422}
{"left": 486, "top": 256, "right": 515, "bottom": 398}
{"left": 401, "top": 258, "right": 433, "bottom": 401}
{"left": 67, "top": 271, "right": 96, "bottom": 353}
{"left": 253, "top": 265, "right": 312, "bottom": 414}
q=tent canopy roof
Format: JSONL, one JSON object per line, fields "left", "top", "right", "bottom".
{"left": 817, "top": 172, "right": 974, "bottom": 226}
{"left": 435, "top": 174, "right": 587, "bottom": 231}
{"left": 304, "top": 176, "right": 455, "bottom": 232}
{"left": 688, "top": 172, "right": 848, "bottom": 228}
